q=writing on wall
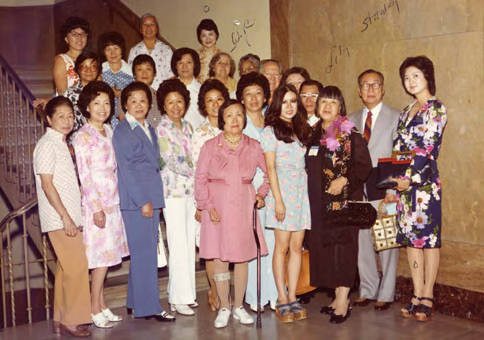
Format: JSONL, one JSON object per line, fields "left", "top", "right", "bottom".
{"left": 231, "top": 19, "right": 256, "bottom": 52}
{"left": 361, "top": 0, "right": 400, "bottom": 33}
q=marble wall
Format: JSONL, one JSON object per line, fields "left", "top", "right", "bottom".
{"left": 273, "top": 0, "right": 484, "bottom": 292}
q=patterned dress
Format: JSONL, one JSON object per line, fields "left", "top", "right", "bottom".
{"left": 101, "top": 60, "right": 134, "bottom": 128}
{"left": 56, "top": 54, "right": 79, "bottom": 94}
{"left": 261, "top": 126, "right": 311, "bottom": 231}
{"left": 128, "top": 40, "right": 174, "bottom": 90}
{"left": 393, "top": 98, "right": 447, "bottom": 249}
{"left": 73, "top": 123, "right": 129, "bottom": 268}
{"left": 197, "top": 46, "right": 220, "bottom": 84}
{"left": 63, "top": 82, "right": 86, "bottom": 143}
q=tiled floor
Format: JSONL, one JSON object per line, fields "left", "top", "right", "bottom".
{"left": 2, "top": 290, "right": 484, "bottom": 340}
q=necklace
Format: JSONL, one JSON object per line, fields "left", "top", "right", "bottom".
{"left": 223, "top": 133, "right": 242, "bottom": 146}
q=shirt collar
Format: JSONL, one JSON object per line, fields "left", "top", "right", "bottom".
{"left": 102, "top": 60, "right": 132, "bottom": 75}
{"left": 46, "top": 127, "right": 66, "bottom": 141}
{"left": 125, "top": 112, "right": 148, "bottom": 130}
{"left": 363, "top": 101, "right": 383, "bottom": 116}
{"left": 160, "top": 114, "right": 190, "bottom": 131}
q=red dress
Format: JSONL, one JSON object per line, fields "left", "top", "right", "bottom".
{"left": 195, "top": 134, "right": 269, "bottom": 262}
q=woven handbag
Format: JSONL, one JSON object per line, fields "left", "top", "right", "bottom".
{"left": 371, "top": 201, "right": 401, "bottom": 252}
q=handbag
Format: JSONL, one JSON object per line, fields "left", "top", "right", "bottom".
{"left": 371, "top": 201, "right": 401, "bottom": 252}
{"left": 376, "top": 151, "right": 414, "bottom": 189}
{"left": 284, "top": 249, "right": 317, "bottom": 296}
{"left": 326, "top": 201, "right": 377, "bottom": 229}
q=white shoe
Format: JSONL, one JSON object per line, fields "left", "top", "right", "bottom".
{"left": 214, "top": 307, "right": 231, "bottom": 328}
{"left": 250, "top": 304, "right": 264, "bottom": 313}
{"left": 233, "top": 306, "right": 254, "bottom": 325}
{"left": 102, "top": 308, "right": 123, "bottom": 322}
{"left": 189, "top": 301, "right": 199, "bottom": 308}
{"left": 270, "top": 300, "right": 277, "bottom": 311}
{"left": 91, "top": 312, "right": 114, "bottom": 328}
{"left": 170, "top": 304, "right": 195, "bottom": 316}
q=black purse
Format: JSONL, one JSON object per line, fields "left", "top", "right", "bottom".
{"left": 326, "top": 201, "right": 377, "bottom": 229}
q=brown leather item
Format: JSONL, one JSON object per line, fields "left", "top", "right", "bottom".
{"left": 59, "top": 323, "right": 91, "bottom": 337}
{"left": 285, "top": 249, "right": 317, "bottom": 296}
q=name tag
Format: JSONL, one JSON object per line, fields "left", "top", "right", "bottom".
{"left": 308, "top": 146, "right": 319, "bottom": 156}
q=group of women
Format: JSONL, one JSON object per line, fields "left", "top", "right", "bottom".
{"left": 33, "top": 12, "right": 446, "bottom": 337}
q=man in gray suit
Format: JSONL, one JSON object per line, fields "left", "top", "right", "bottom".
{"left": 349, "top": 69, "right": 400, "bottom": 311}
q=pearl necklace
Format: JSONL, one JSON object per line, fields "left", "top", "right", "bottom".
{"left": 223, "top": 133, "right": 242, "bottom": 146}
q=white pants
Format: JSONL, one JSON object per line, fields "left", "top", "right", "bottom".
{"left": 163, "top": 196, "right": 197, "bottom": 305}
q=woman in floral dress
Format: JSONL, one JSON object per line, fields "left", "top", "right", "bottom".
{"left": 74, "top": 81, "right": 129, "bottom": 328}
{"left": 393, "top": 56, "right": 447, "bottom": 322}
{"left": 156, "top": 79, "right": 197, "bottom": 316}
{"left": 262, "top": 84, "right": 311, "bottom": 323}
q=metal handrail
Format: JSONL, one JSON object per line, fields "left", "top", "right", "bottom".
{"left": 0, "top": 54, "right": 36, "bottom": 102}
{"left": 0, "top": 199, "right": 38, "bottom": 233}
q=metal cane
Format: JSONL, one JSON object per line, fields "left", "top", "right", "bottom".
{"left": 252, "top": 201, "right": 262, "bottom": 328}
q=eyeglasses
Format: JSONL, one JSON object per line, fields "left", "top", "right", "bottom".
{"left": 300, "top": 93, "right": 318, "bottom": 99}
{"left": 80, "top": 63, "right": 98, "bottom": 71}
{"left": 69, "top": 32, "right": 88, "bottom": 39}
{"left": 360, "top": 82, "right": 382, "bottom": 90}
{"left": 263, "top": 72, "right": 281, "bottom": 79}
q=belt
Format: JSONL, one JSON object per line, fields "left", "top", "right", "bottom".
{"left": 208, "top": 179, "right": 252, "bottom": 184}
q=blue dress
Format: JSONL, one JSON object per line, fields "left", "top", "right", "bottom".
{"left": 393, "top": 99, "right": 447, "bottom": 248}
{"left": 261, "top": 127, "right": 311, "bottom": 231}
{"left": 244, "top": 112, "right": 278, "bottom": 307}
{"left": 102, "top": 61, "right": 134, "bottom": 129}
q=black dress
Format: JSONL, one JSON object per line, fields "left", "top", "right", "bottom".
{"left": 305, "top": 123, "right": 371, "bottom": 289}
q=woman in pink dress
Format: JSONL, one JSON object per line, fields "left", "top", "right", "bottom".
{"left": 73, "top": 81, "right": 129, "bottom": 328}
{"left": 195, "top": 99, "right": 269, "bottom": 329}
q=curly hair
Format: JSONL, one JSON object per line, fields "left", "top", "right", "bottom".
{"left": 156, "top": 79, "right": 190, "bottom": 115}
{"left": 61, "top": 16, "right": 90, "bottom": 39}
{"left": 196, "top": 19, "right": 219, "bottom": 44}
{"left": 399, "top": 55, "right": 436, "bottom": 97}
{"left": 209, "top": 52, "right": 236, "bottom": 78}
{"left": 132, "top": 54, "right": 156, "bottom": 75}
{"left": 78, "top": 81, "right": 115, "bottom": 120}
{"left": 238, "top": 54, "right": 260, "bottom": 76}
{"left": 121, "top": 81, "right": 152, "bottom": 113}
{"left": 217, "top": 99, "right": 247, "bottom": 130}
{"left": 171, "top": 47, "right": 201, "bottom": 78}
{"left": 265, "top": 84, "right": 310, "bottom": 144}
{"left": 198, "top": 79, "right": 230, "bottom": 117}
{"left": 44, "top": 96, "right": 74, "bottom": 120}
{"left": 236, "top": 72, "right": 270, "bottom": 103}
{"left": 280, "top": 67, "right": 310, "bottom": 87}
{"left": 74, "top": 51, "right": 99, "bottom": 79}
{"left": 98, "top": 31, "right": 126, "bottom": 62}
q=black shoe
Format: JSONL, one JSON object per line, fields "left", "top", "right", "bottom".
{"left": 329, "top": 306, "right": 351, "bottom": 324}
{"left": 320, "top": 305, "right": 335, "bottom": 315}
{"left": 352, "top": 298, "right": 374, "bottom": 307}
{"left": 144, "top": 311, "right": 176, "bottom": 322}
{"left": 374, "top": 302, "right": 392, "bottom": 311}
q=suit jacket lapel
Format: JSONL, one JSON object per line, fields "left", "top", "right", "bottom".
{"left": 369, "top": 104, "right": 390, "bottom": 149}
{"left": 133, "top": 125, "right": 160, "bottom": 168}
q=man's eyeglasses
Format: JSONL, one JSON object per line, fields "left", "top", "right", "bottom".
{"left": 300, "top": 93, "right": 318, "bottom": 99}
{"left": 360, "top": 82, "right": 382, "bottom": 90}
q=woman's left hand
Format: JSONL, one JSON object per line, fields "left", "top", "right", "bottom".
{"left": 392, "top": 177, "right": 410, "bottom": 191}
{"left": 255, "top": 194, "right": 265, "bottom": 209}
{"left": 93, "top": 211, "right": 106, "bottom": 228}
{"left": 327, "top": 176, "right": 348, "bottom": 195}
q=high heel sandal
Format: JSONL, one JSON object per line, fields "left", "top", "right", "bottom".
{"left": 329, "top": 301, "right": 351, "bottom": 324}
{"left": 401, "top": 295, "right": 420, "bottom": 318}
{"left": 415, "top": 297, "right": 434, "bottom": 322}
{"left": 207, "top": 290, "right": 219, "bottom": 312}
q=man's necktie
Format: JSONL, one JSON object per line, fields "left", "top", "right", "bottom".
{"left": 364, "top": 111, "right": 372, "bottom": 142}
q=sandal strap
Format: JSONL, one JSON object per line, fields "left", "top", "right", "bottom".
{"left": 288, "top": 301, "right": 304, "bottom": 312}
{"left": 416, "top": 303, "right": 433, "bottom": 316}
{"left": 277, "top": 303, "right": 292, "bottom": 316}
{"left": 420, "top": 297, "right": 434, "bottom": 303}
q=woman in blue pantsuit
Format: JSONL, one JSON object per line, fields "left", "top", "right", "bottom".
{"left": 113, "top": 81, "right": 174, "bottom": 321}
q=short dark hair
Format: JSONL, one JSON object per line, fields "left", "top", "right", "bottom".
{"left": 217, "top": 99, "right": 247, "bottom": 130}
{"left": 300, "top": 79, "right": 324, "bottom": 93}
{"left": 171, "top": 48, "right": 201, "bottom": 78}
{"left": 140, "top": 13, "right": 159, "bottom": 31}
{"left": 236, "top": 72, "right": 270, "bottom": 103}
{"left": 156, "top": 79, "right": 190, "bottom": 115}
{"left": 132, "top": 54, "right": 157, "bottom": 75}
{"left": 121, "top": 81, "right": 153, "bottom": 113}
{"left": 209, "top": 52, "right": 236, "bottom": 78}
{"left": 98, "top": 31, "right": 126, "bottom": 62}
{"left": 61, "top": 16, "right": 90, "bottom": 39}
{"left": 357, "top": 69, "right": 384, "bottom": 85}
{"left": 260, "top": 59, "right": 282, "bottom": 73}
{"left": 238, "top": 54, "right": 260, "bottom": 77}
{"left": 280, "top": 67, "right": 310, "bottom": 86}
{"left": 44, "top": 96, "right": 74, "bottom": 120}
{"left": 198, "top": 79, "right": 230, "bottom": 117}
{"left": 196, "top": 19, "right": 219, "bottom": 44}
{"left": 265, "top": 84, "right": 311, "bottom": 144}
{"left": 78, "top": 81, "right": 115, "bottom": 120}
{"left": 399, "top": 55, "right": 436, "bottom": 97}
{"left": 74, "top": 51, "right": 100, "bottom": 79}
{"left": 316, "top": 85, "right": 347, "bottom": 117}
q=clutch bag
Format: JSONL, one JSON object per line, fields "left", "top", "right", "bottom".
{"left": 326, "top": 201, "right": 377, "bottom": 229}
